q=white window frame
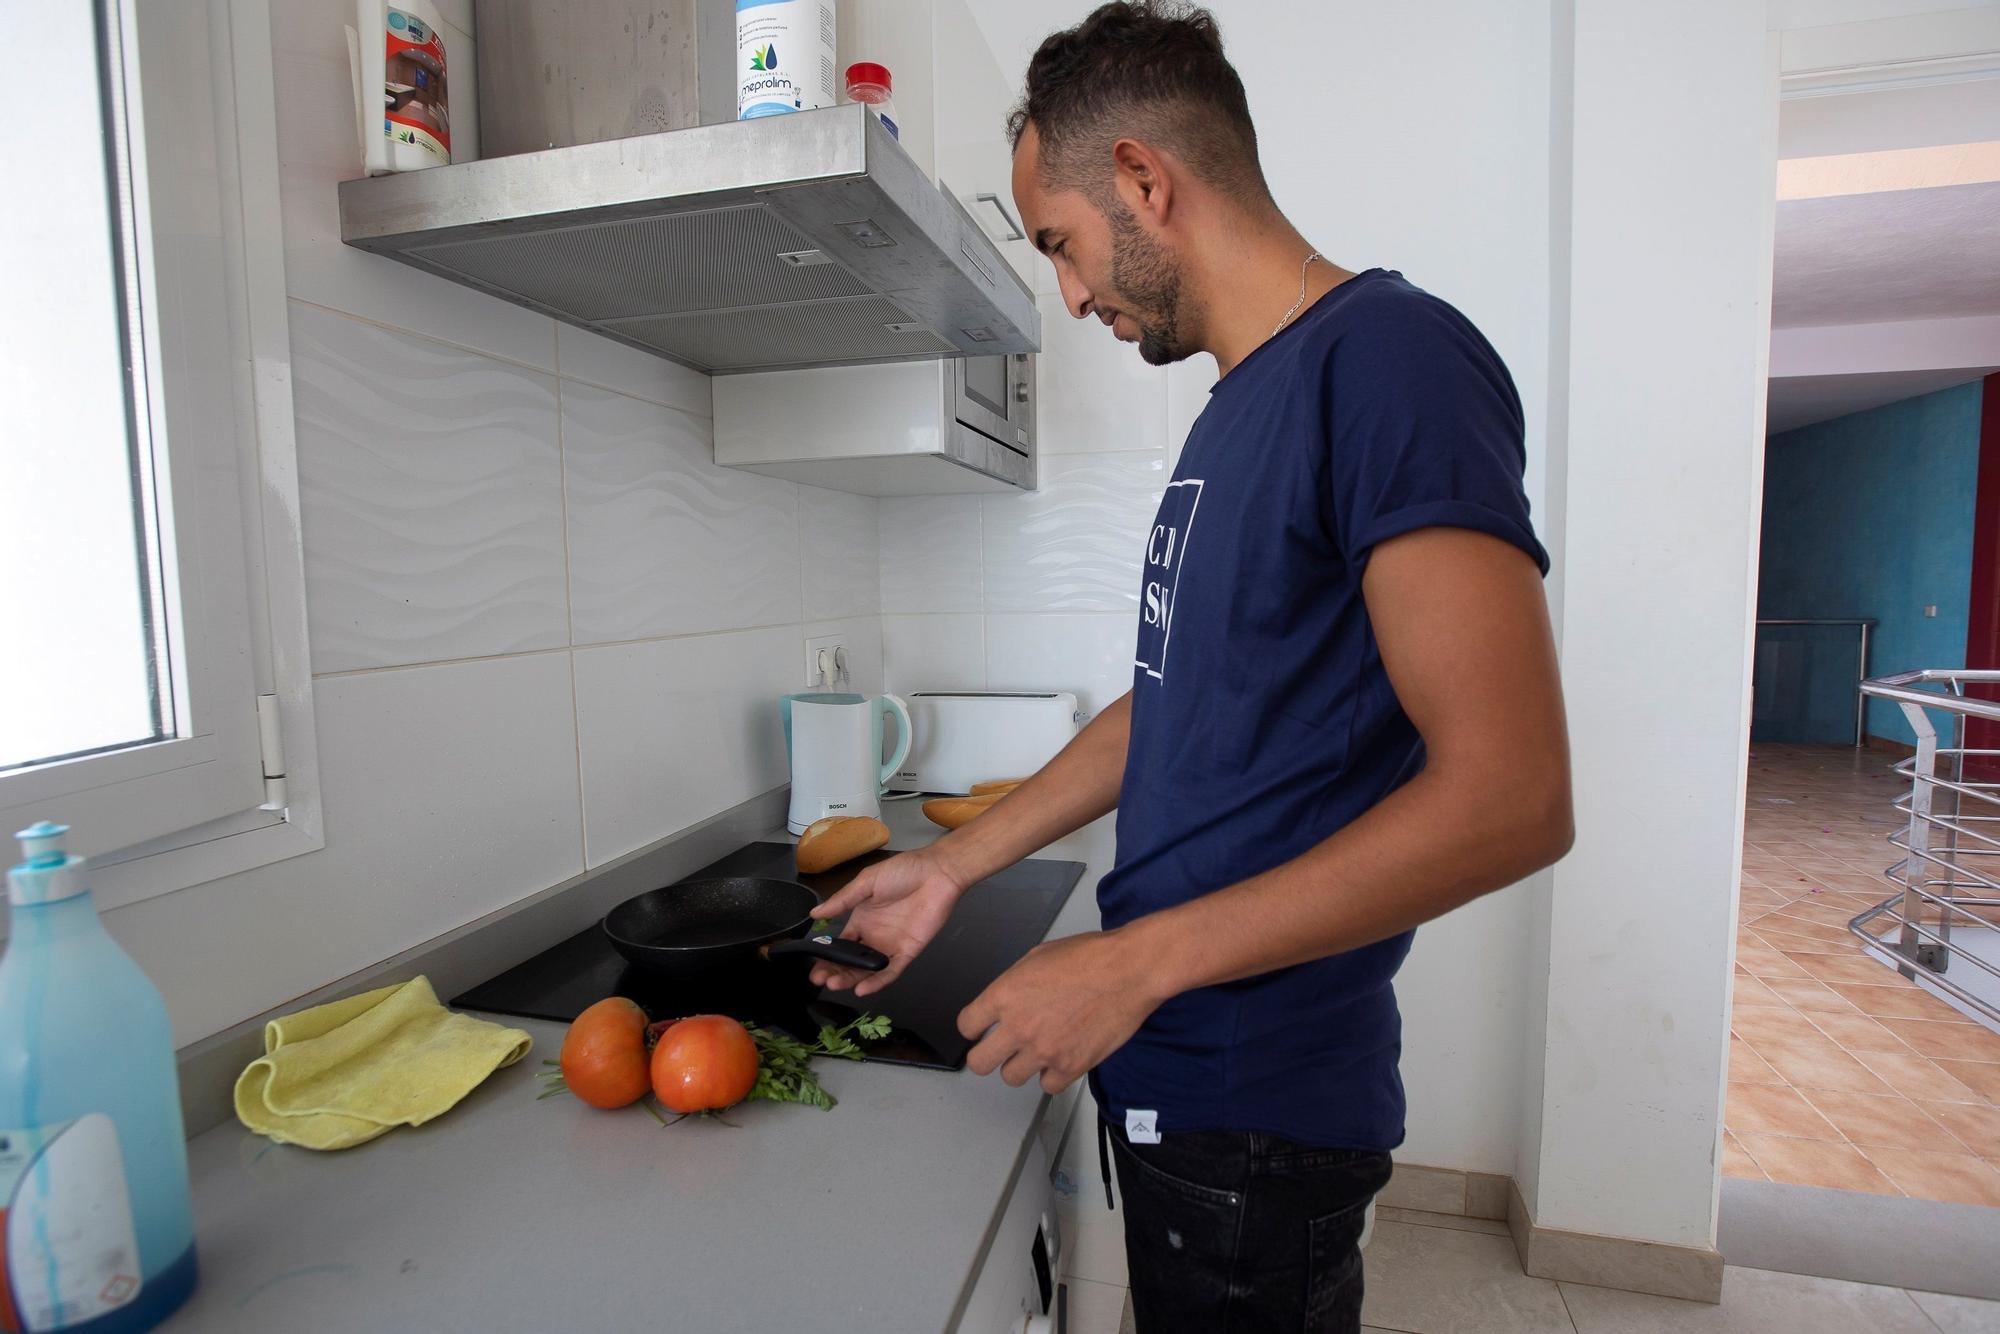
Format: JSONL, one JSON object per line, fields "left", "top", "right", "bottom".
{"left": 0, "top": 0, "right": 321, "bottom": 910}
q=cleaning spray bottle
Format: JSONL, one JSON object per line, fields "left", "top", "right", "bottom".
{"left": 0, "top": 822, "right": 197, "bottom": 1332}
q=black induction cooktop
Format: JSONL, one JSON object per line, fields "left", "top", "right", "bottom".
{"left": 452, "top": 841, "right": 1085, "bottom": 1071}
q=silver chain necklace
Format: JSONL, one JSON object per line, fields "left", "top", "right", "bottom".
{"left": 1272, "top": 250, "right": 1322, "bottom": 337}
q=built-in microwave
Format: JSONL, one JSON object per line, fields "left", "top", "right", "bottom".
{"left": 953, "top": 352, "right": 1036, "bottom": 460}
{"left": 713, "top": 352, "right": 1038, "bottom": 495}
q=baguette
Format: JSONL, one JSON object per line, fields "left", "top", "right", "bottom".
{"left": 795, "top": 815, "right": 891, "bottom": 874}
{"left": 968, "top": 777, "right": 1027, "bottom": 796}
{"left": 922, "top": 792, "right": 1003, "bottom": 829}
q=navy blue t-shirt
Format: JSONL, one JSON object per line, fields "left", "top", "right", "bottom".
{"left": 1094, "top": 269, "right": 1547, "bottom": 1150}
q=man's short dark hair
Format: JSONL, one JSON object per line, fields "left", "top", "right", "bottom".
{"left": 1007, "top": 1, "right": 1269, "bottom": 205}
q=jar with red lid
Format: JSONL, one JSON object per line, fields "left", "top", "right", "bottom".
{"left": 844, "top": 62, "right": 900, "bottom": 141}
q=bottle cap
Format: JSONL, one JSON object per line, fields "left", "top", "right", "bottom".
{"left": 9, "top": 820, "right": 86, "bottom": 906}
{"left": 845, "top": 62, "right": 891, "bottom": 92}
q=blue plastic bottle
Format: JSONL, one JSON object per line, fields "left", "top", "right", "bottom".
{"left": 0, "top": 823, "right": 196, "bottom": 1331}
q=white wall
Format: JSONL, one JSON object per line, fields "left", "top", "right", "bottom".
{"left": 106, "top": 0, "right": 883, "bottom": 1048}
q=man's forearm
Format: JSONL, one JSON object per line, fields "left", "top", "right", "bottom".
{"left": 1126, "top": 753, "right": 1572, "bottom": 1001}
{"left": 930, "top": 692, "right": 1132, "bottom": 885}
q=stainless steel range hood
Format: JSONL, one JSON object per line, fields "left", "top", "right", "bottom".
{"left": 337, "top": 105, "right": 1040, "bottom": 374}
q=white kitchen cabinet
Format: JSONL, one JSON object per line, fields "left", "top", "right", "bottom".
{"left": 838, "top": 0, "right": 1039, "bottom": 289}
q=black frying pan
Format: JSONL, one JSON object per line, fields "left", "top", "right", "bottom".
{"left": 602, "top": 876, "right": 888, "bottom": 984}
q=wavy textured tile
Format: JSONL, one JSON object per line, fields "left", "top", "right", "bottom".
{"left": 985, "top": 612, "right": 1140, "bottom": 719}
{"left": 1035, "top": 289, "right": 1169, "bottom": 456}
{"left": 290, "top": 304, "right": 568, "bottom": 673}
{"left": 879, "top": 495, "right": 984, "bottom": 613}
{"left": 800, "top": 487, "right": 881, "bottom": 621}
{"left": 563, "top": 381, "right": 803, "bottom": 644}
{"left": 882, "top": 614, "right": 985, "bottom": 694}
{"left": 574, "top": 626, "right": 798, "bottom": 866}
{"left": 982, "top": 452, "right": 1166, "bottom": 612}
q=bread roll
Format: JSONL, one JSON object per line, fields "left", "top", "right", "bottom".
{"left": 922, "top": 793, "right": 1003, "bottom": 829}
{"left": 795, "top": 815, "right": 891, "bottom": 873}
{"left": 969, "top": 778, "right": 1027, "bottom": 796}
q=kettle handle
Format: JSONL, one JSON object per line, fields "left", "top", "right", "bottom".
{"left": 877, "top": 694, "right": 912, "bottom": 791}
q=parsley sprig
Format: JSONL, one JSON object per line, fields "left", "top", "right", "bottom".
{"left": 746, "top": 1013, "right": 894, "bottom": 1110}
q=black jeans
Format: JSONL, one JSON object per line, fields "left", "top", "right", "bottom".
{"left": 1107, "top": 1127, "right": 1393, "bottom": 1333}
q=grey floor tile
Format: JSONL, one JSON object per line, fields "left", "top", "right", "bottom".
{"left": 1066, "top": 1277, "right": 1129, "bottom": 1334}
{"left": 1908, "top": 1289, "right": 2000, "bottom": 1332}
{"left": 1559, "top": 1266, "right": 1936, "bottom": 1333}
{"left": 1362, "top": 1220, "right": 1577, "bottom": 1333}
{"left": 1376, "top": 1205, "right": 1513, "bottom": 1237}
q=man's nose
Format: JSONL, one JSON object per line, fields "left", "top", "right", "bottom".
{"left": 1057, "top": 270, "right": 1094, "bottom": 321}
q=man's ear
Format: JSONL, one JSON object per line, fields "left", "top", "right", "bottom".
{"left": 1110, "top": 138, "right": 1174, "bottom": 223}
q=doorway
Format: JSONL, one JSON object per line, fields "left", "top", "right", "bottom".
{"left": 1721, "top": 33, "right": 2000, "bottom": 1292}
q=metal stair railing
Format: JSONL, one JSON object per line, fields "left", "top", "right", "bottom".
{"left": 1851, "top": 669, "right": 2000, "bottom": 1028}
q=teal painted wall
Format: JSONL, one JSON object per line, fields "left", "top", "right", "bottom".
{"left": 1756, "top": 381, "right": 1983, "bottom": 745}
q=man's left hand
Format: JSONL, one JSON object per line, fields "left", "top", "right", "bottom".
{"left": 957, "top": 929, "right": 1165, "bottom": 1094}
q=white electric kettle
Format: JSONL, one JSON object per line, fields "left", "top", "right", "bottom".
{"left": 780, "top": 692, "right": 912, "bottom": 835}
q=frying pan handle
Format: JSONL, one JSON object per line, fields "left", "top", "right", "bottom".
{"left": 768, "top": 933, "right": 890, "bottom": 972}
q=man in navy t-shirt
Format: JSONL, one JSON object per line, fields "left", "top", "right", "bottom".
{"left": 813, "top": 3, "right": 1572, "bottom": 1328}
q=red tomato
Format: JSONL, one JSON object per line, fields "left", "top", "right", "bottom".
{"left": 559, "top": 997, "right": 651, "bottom": 1109}
{"left": 650, "top": 1014, "right": 759, "bottom": 1113}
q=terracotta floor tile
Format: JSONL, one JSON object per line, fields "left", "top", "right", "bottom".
{"left": 1789, "top": 951, "right": 1908, "bottom": 987}
{"left": 1857, "top": 1146, "right": 2000, "bottom": 1205}
{"left": 1852, "top": 1049, "right": 1985, "bottom": 1103}
{"left": 1727, "top": 1083, "right": 1843, "bottom": 1139}
{"left": 1782, "top": 859, "right": 1867, "bottom": 882}
{"left": 1797, "top": 1089, "right": 1947, "bottom": 1149}
{"left": 1729, "top": 1039, "right": 1785, "bottom": 1086}
{"left": 1755, "top": 926, "right": 1851, "bottom": 955}
{"left": 1734, "top": 1133, "right": 1901, "bottom": 1194}
{"left": 1829, "top": 982, "right": 1974, "bottom": 1022}
{"left": 1917, "top": 1099, "right": 2000, "bottom": 1155}
{"left": 1755, "top": 1037, "right": 1895, "bottom": 1095}
{"left": 1805, "top": 1010, "right": 1913, "bottom": 1054}
{"left": 1761, "top": 976, "right": 1857, "bottom": 1013}
{"left": 1762, "top": 900, "right": 1863, "bottom": 929}
{"left": 1876, "top": 1018, "right": 2000, "bottom": 1063}
{"left": 1721, "top": 1131, "right": 1766, "bottom": 1180}
{"left": 1934, "top": 1060, "right": 2000, "bottom": 1102}
{"left": 1736, "top": 943, "right": 1815, "bottom": 979}
{"left": 1756, "top": 912, "right": 1858, "bottom": 943}
{"left": 1732, "top": 974, "right": 1790, "bottom": 1008}
{"left": 1730, "top": 1006, "right": 1826, "bottom": 1046}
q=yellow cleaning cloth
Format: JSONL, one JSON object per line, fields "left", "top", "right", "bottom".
{"left": 234, "top": 976, "right": 532, "bottom": 1151}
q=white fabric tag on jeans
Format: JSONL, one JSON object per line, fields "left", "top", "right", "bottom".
{"left": 1124, "top": 1109, "right": 1161, "bottom": 1144}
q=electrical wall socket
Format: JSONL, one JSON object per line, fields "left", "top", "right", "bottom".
{"left": 804, "top": 634, "right": 849, "bottom": 688}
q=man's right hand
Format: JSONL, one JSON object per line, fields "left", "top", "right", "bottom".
{"left": 809, "top": 845, "right": 971, "bottom": 997}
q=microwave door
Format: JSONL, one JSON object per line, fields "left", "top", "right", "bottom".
{"left": 953, "top": 354, "right": 1023, "bottom": 449}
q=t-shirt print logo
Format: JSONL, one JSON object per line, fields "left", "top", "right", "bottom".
{"left": 1134, "top": 478, "right": 1203, "bottom": 682}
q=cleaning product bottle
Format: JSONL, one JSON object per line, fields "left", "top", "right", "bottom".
{"left": 0, "top": 822, "right": 197, "bottom": 1332}
{"left": 348, "top": 0, "right": 455, "bottom": 174}
{"left": 737, "top": 0, "right": 837, "bottom": 120}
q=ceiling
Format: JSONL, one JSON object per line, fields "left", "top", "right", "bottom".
{"left": 1767, "top": 366, "right": 1994, "bottom": 434}
{"left": 1771, "top": 178, "right": 2000, "bottom": 328}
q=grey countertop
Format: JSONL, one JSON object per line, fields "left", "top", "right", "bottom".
{"left": 157, "top": 801, "right": 1112, "bottom": 1334}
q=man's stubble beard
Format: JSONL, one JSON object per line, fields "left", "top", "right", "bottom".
{"left": 1106, "top": 200, "right": 1196, "bottom": 367}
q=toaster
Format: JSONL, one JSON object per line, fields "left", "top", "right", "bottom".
{"left": 892, "top": 691, "right": 1082, "bottom": 794}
